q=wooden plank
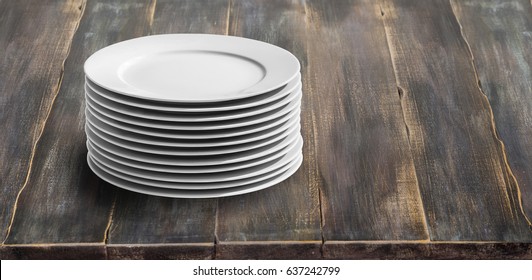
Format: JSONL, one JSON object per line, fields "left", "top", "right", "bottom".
{"left": 107, "top": 244, "right": 213, "bottom": 260}
{"left": 107, "top": 191, "right": 216, "bottom": 244}
{"left": 0, "top": 0, "right": 84, "bottom": 242}
{"left": 105, "top": 0, "right": 227, "bottom": 246}
{"left": 0, "top": 244, "right": 107, "bottom": 260}
{"left": 381, "top": 0, "right": 532, "bottom": 241}
{"left": 150, "top": 0, "right": 229, "bottom": 34}
{"left": 216, "top": 242, "right": 321, "bottom": 259}
{"left": 3, "top": 0, "right": 155, "bottom": 244}
{"left": 450, "top": 0, "right": 532, "bottom": 223}
{"left": 213, "top": 0, "right": 322, "bottom": 253}
{"left": 303, "top": 0, "right": 429, "bottom": 242}
{"left": 324, "top": 242, "right": 532, "bottom": 259}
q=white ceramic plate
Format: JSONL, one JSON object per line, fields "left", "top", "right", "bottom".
{"left": 86, "top": 103, "right": 300, "bottom": 139}
{"left": 84, "top": 34, "right": 300, "bottom": 103}
{"left": 90, "top": 152, "right": 301, "bottom": 189}
{"left": 85, "top": 73, "right": 301, "bottom": 112}
{"left": 87, "top": 125, "right": 301, "bottom": 165}
{"left": 86, "top": 108, "right": 300, "bottom": 147}
{"left": 85, "top": 82, "right": 301, "bottom": 122}
{"left": 87, "top": 135, "right": 303, "bottom": 173}
{"left": 87, "top": 153, "right": 302, "bottom": 198}
{"left": 88, "top": 141, "right": 300, "bottom": 185}
{"left": 85, "top": 91, "right": 301, "bottom": 130}
{"left": 85, "top": 119, "right": 300, "bottom": 156}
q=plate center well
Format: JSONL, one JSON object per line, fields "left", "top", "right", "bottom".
{"left": 118, "top": 50, "right": 266, "bottom": 99}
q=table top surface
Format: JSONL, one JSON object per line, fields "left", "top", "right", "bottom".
{"left": 1, "top": 0, "right": 531, "bottom": 259}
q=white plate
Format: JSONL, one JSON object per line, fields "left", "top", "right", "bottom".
{"left": 90, "top": 152, "right": 301, "bottom": 189}
{"left": 84, "top": 34, "right": 300, "bottom": 103}
{"left": 87, "top": 135, "right": 303, "bottom": 173}
{"left": 85, "top": 82, "right": 301, "bottom": 122}
{"left": 85, "top": 119, "right": 300, "bottom": 156}
{"left": 86, "top": 103, "right": 300, "bottom": 139}
{"left": 86, "top": 92, "right": 301, "bottom": 130}
{"left": 87, "top": 153, "right": 302, "bottom": 198}
{"left": 87, "top": 124, "right": 301, "bottom": 165}
{"left": 86, "top": 108, "right": 300, "bottom": 147}
{"left": 90, "top": 152, "right": 301, "bottom": 190}
{"left": 88, "top": 141, "right": 300, "bottom": 185}
{"left": 85, "top": 73, "right": 301, "bottom": 112}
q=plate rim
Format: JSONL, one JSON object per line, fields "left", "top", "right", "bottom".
{"left": 85, "top": 82, "right": 302, "bottom": 122}
{"left": 86, "top": 135, "right": 303, "bottom": 172}
{"left": 85, "top": 119, "right": 301, "bottom": 156}
{"left": 85, "top": 74, "right": 301, "bottom": 112}
{"left": 88, "top": 145, "right": 301, "bottom": 186}
{"left": 86, "top": 112, "right": 300, "bottom": 149}
{"left": 84, "top": 34, "right": 300, "bottom": 103}
{"left": 86, "top": 108, "right": 300, "bottom": 147}
{"left": 85, "top": 103, "right": 301, "bottom": 139}
{"left": 85, "top": 91, "right": 302, "bottom": 130}
{"left": 87, "top": 152, "right": 303, "bottom": 198}
{"left": 86, "top": 127, "right": 302, "bottom": 166}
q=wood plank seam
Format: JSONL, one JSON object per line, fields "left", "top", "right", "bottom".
{"left": 317, "top": 185, "right": 325, "bottom": 255}
{"left": 394, "top": 85, "right": 431, "bottom": 239}
{"left": 378, "top": 2, "right": 431, "bottom": 241}
{"left": 303, "top": 0, "right": 325, "bottom": 238}
{"left": 225, "top": 0, "right": 231, "bottom": 36}
{"left": 396, "top": 87, "right": 410, "bottom": 141}
{"left": 449, "top": 0, "right": 532, "bottom": 229}
{"left": 213, "top": 199, "right": 219, "bottom": 259}
{"left": 102, "top": 195, "right": 117, "bottom": 244}
{"left": 302, "top": 0, "right": 325, "bottom": 246}
{"left": 147, "top": 0, "right": 157, "bottom": 31}
{"left": 1, "top": 0, "right": 88, "bottom": 245}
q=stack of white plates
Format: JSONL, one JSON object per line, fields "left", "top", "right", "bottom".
{"left": 83, "top": 34, "right": 303, "bottom": 198}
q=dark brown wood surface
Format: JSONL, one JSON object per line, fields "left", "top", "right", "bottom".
{"left": 1, "top": 0, "right": 531, "bottom": 259}
{"left": 0, "top": 0, "right": 84, "bottom": 242}
{"left": 450, "top": 0, "right": 532, "bottom": 221}
{"left": 304, "top": 0, "right": 428, "bottom": 243}
{"left": 3, "top": 0, "right": 153, "bottom": 246}
{"left": 381, "top": 0, "right": 531, "bottom": 241}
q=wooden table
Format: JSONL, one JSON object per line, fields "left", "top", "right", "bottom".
{"left": 1, "top": 0, "right": 531, "bottom": 259}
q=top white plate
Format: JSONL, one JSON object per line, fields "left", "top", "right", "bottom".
{"left": 84, "top": 34, "right": 300, "bottom": 103}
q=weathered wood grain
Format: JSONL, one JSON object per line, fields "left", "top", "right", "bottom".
{"left": 324, "top": 242, "right": 532, "bottom": 259}
{"left": 214, "top": 0, "right": 322, "bottom": 254}
{"left": 450, "top": 0, "right": 532, "bottom": 222}
{"left": 0, "top": 244, "right": 107, "bottom": 260}
{"left": 107, "top": 191, "right": 216, "bottom": 244}
{"left": 0, "top": 0, "right": 84, "bottom": 242}
{"left": 216, "top": 242, "right": 322, "bottom": 259}
{"left": 3, "top": 0, "right": 155, "bottom": 244}
{"left": 150, "top": 0, "right": 229, "bottom": 34}
{"left": 2, "top": 0, "right": 532, "bottom": 259}
{"left": 303, "top": 0, "right": 428, "bottom": 242}
{"left": 381, "top": 0, "right": 532, "bottom": 241}
{"left": 107, "top": 244, "right": 213, "bottom": 260}
{"left": 105, "top": 0, "right": 227, "bottom": 245}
